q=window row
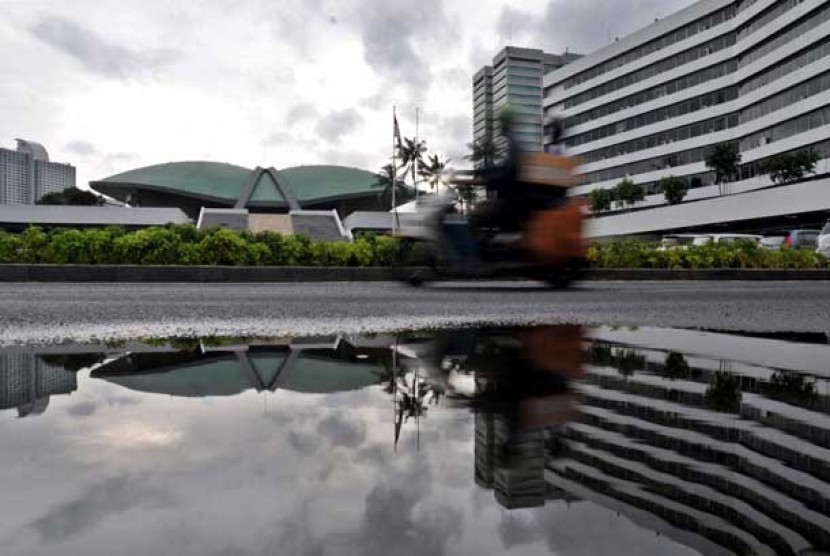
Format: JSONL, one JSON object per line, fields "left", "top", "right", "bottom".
{"left": 554, "top": 61, "right": 738, "bottom": 129}
{"left": 737, "top": 0, "right": 806, "bottom": 42}
{"left": 740, "top": 104, "right": 830, "bottom": 151}
{"left": 740, "top": 70, "right": 830, "bottom": 124}
{"left": 560, "top": 34, "right": 737, "bottom": 110}
{"left": 579, "top": 106, "right": 830, "bottom": 186}
{"left": 562, "top": 5, "right": 737, "bottom": 90}
{"left": 579, "top": 137, "right": 830, "bottom": 194}
{"left": 578, "top": 114, "right": 740, "bottom": 165}
{"left": 739, "top": 2, "right": 830, "bottom": 68}
{"left": 565, "top": 87, "right": 739, "bottom": 148}
{"left": 740, "top": 35, "right": 830, "bottom": 95}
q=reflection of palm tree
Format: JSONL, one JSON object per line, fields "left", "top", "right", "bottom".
{"left": 419, "top": 154, "right": 450, "bottom": 192}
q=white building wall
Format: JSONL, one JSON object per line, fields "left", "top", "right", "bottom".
{"left": 543, "top": 0, "right": 830, "bottom": 235}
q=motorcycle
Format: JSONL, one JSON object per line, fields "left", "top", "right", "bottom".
{"left": 397, "top": 152, "right": 588, "bottom": 288}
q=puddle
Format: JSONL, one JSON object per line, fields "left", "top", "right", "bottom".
{"left": 2, "top": 325, "right": 830, "bottom": 555}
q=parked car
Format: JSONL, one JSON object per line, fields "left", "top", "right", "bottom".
{"left": 692, "top": 234, "right": 762, "bottom": 246}
{"left": 657, "top": 234, "right": 704, "bottom": 251}
{"left": 782, "top": 229, "right": 822, "bottom": 250}
{"left": 760, "top": 235, "right": 787, "bottom": 250}
{"left": 817, "top": 221, "right": 830, "bottom": 258}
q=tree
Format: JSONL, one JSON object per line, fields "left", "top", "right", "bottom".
{"left": 38, "top": 187, "right": 105, "bottom": 206}
{"left": 589, "top": 187, "right": 613, "bottom": 213}
{"left": 761, "top": 150, "right": 820, "bottom": 185}
{"left": 372, "top": 163, "right": 415, "bottom": 210}
{"left": 705, "top": 143, "right": 741, "bottom": 196}
{"left": 466, "top": 136, "right": 498, "bottom": 173}
{"left": 419, "top": 154, "right": 451, "bottom": 191}
{"left": 705, "top": 371, "right": 742, "bottom": 413}
{"left": 659, "top": 176, "right": 689, "bottom": 205}
{"left": 614, "top": 178, "right": 644, "bottom": 208}
{"left": 398, "top": 137, "right": 427, "bottom": 192}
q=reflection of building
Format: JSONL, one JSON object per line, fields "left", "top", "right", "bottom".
{"left": 1, "top": 139, "right": 75, "bottom": 204}
{"left": 92, "top": 337, "right": 389, "bottom": 398}
{"left": 545, "top": 329, "right": 830, "bottom": 555}
{"left": 473, "top": 47, "right": 582, "bottom": 156}
{"left": 474, "top": 384, "right": 547, "bottom": 510}
{"left": 0, "top": 353, "right": 77, "bottom": 417}
{"left": 543, "top": 1, "right": 830, "bottom": 238}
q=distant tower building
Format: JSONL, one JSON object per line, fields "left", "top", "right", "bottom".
{"left": 472, "top": 47, "right": 582, "bottom": 159}
{"left": 0, "top": 139, "right": 75, "bottom": 204}
{"left": 0, "top": 352, "right": 77, "bottom": 417}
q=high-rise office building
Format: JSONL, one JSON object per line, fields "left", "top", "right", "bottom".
{"left": 0, "top": 139, "right": 75, "bottom": 204}
{"left": 543, "top": 0, "right": 830, "bottom": 238}
{"left": 473, "top": 47, "right": 582, "bottom": 159}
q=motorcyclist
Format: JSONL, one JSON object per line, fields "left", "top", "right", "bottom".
{"left": 467, "top": 106, "right": 530, "bottom": 234}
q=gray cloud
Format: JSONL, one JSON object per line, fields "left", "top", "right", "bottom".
{"left": 315, "top": 413, "right": 366, "bottom": 448}
{"left": 537, "top": 0, "right": 695, "bottom": 55}
{"left": 315, "top": 109, "right": 363, "bottom": 144}
{"left": 286, "top": 103, "right": 319, "bottom": 128}
{"left": 66, "top": 401, "right": 97, "bottom": 417}
{"left": 30, "top": 15, "right": 177, "bottom": 78}
{"left": 31, "top": 476, "right": 173, "bottom": 542}
{"left": 497, "top": 6, "right": 538, "bottom": 44}
{"left": 347, "top": 0, "right": 454, "bottom": 93}
{"left": 65, "top": 141, "right": 96, "bottom": 156}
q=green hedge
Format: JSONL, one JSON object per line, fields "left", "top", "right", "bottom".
{"left": 0, "top": 225, "right": 409, "bottom": 267}
{"left": 0, "top": 227, "right": 826, "bottom": 269}
{"left": 588, "top": 239, "right": 829, "bottom": 270}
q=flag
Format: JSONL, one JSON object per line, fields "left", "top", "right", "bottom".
{"left": 393, "top": 110, "right": 403, "bottom": 150}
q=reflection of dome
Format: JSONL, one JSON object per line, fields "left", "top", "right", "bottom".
{"left": 92, "top": 348, "right": 383, "bottom": 397}
{"left": 90, "top": 161, "right": 382, "bottom": 219}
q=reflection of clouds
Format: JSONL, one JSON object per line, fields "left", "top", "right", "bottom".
{"left": 1, "top": 372, "right": 698, "bottom": 556}
{"left": 31, "top": 476, "right": 174, "bottom": 542}
{"left": 65, "top": 402, "right": 97, "bottom": 417}
{"left": 315, "top": 413, "right": 366, "bottom": 448}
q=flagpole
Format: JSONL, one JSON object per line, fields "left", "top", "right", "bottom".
{"left": 414, "top": 106, "right": 420, "bottom": 204}
{"left": 392, "top": 106, "right": 401, "bottom": 233}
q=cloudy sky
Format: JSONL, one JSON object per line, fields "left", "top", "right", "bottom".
{"left": 1, "top": 0, "right": 692, "bottom": 188}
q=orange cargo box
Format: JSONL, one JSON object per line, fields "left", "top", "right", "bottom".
{"left": 519, "top": 153, "right": 581, "bottom": 187}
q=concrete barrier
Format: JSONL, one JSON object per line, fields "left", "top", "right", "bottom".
{"left": 0, "top": 265, "right": 829, "bottom": 282}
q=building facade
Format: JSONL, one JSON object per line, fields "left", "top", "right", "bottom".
{"left": 474, "top": 47, "right": 581, "bottom": 158}
{"left": 543, "top": 0, "right": 830, "bottom": 237}
{"left": 0, "top": 139, "right": 75, "bottom": 205}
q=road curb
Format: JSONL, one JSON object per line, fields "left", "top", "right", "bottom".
{"left": 0, "top": 265, "right": 829, "bottom": 282}
{"left": 584, "top": 269, "right": 830, "bottom": 281}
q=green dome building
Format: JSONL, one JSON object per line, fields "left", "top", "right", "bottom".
{"left": 91, "top": 162, "right": 385, "bottom": 220}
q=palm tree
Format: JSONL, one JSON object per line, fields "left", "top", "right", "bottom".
{"left": 372, "top": 163, "right": 415, "bottom": 210}
{"left": 466, "top": 136, "right": 497, "bottom": 173}
{"left": 398, "top": 137, "right": 428, "bottom": 193}
{"left": 419, "top": 154, "right": 451, "bottom": 192}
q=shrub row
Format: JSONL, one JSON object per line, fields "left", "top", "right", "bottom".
{"left": 588, "top": 239, "right": 829, "bottom": 270}
{"left": 0, "top": 225, "right": 408, "bottom": 267}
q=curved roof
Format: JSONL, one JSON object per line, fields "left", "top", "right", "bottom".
{"left": 92, "top": 161, "right": 252, "bottom": 204}
{"left": 279, "top": 165, "right": 379, "bottom": 203}
{"left": 91, "top": 161, "right": 380, "bottom": 207}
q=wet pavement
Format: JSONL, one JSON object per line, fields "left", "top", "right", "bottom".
{"left": 1, "top": 281, "right": 830, "bottom": 344}
{"left": 3, "top": 324, "right": 830, "bottom": 555}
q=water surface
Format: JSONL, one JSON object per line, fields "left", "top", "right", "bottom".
{"left": 2, "top": 326, "right": 830, "bottom": 556}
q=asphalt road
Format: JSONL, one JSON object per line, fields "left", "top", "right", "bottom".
{"left": 1, "top": 281, "right": 829, "bottom": 344}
